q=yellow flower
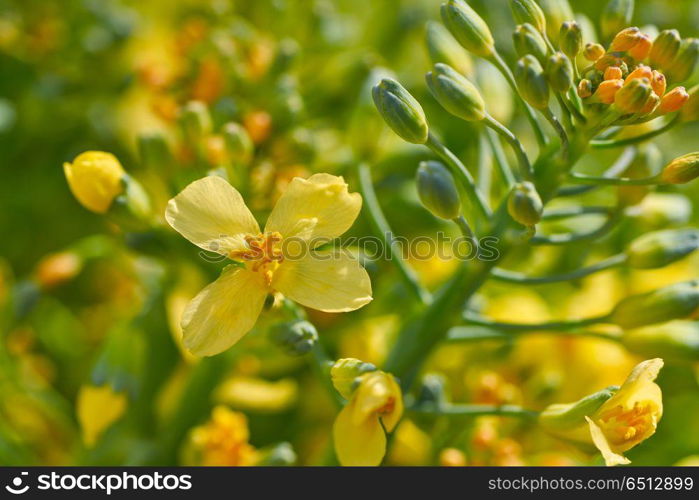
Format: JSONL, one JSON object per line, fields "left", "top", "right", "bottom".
{"left": 186, "top": 406, "right": 257, "bottom": 466}
{"left": 586, "top": 358, "right": 664, "bottom": 466}
{"left": 333, "top": 370, "right": 403, "bottom": 466}
{"left": 165, "top": 174, "right": 372, "bottom": 356}
{"left": 63, "top": 152, "right": 125, "bottom": 213}
{"left": 76, "top": 385, "right": 127, "bottom": 447}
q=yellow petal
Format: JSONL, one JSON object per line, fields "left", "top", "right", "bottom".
{"left": 381, "top": 375, "right": 404, "bottom": 432}
{"left": 77, "top": 385, "right": 127, "bottom": 447}
{"left": 333, "top": 398, "right": 386, "bottom": 466}
{"left": 352, "top": 372, "right": 402, "bottom": 430}
{"left": 64, "top": 151, "right": 125, "bottom": 213}
{"left": 273, "top": 250, "right": 372, "bottom": 312}
{"left": 166, "top": 176, "right": 260, "bottom": 256}
{"left": 265, "top": 174, "right": 361, "bottom": 244}
{"left": 182, "top": 265, "right": 267, "bottom": 356}
{"left": 586, "top": 417, "right": 631, "bottom": 466}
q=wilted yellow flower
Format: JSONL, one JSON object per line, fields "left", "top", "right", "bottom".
{"left": 77, "top": 385, "right": 127, "bottom": 447}
{"left": 333, "top": 370, "right": 403, "bottom": 466}
{"left": 166, "top": 174, "right": 372, "bottom": 356}
{"left": 63, "top": 152, "right": 125, "bottom": 213}
{"left": 187, "top": 406, "right": 257, "bottom": 466}
{"left": 586, "top": 358, "right": 664, "bottom": 466}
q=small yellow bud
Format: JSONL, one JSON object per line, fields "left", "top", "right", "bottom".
{"left": 330, "top": 358, "right": 377, "bottom": 400}
{"left": 610, "top": 27, "right": 641, "bottom": 52}
{"left": 63, "top": 151, "right": 125, "bottom": 214}
{"left": 583, "top": 42, "right": 605, "bottom": 62}
{"left": 649, "top": 29, "right": 681, "bottom": 69}
{"left": 577, "top": 78, "right": 593, "bottom": 98}
{"left": 658, "top": 86, "right": 689, "bottom": 113}
{"left": 624, "top": 64, "right": 652, "bottom": 83}
{"left": 595, "top": 53, "right": 623, "bottom": 71}
{"left": 507, "top": 181, "right": 543, "bottom": 226}
{"left": 441, "top": 0, "right": 495, "bottom": 57}
{"left": 593, "top": 79, "right": 624, "bottom": 104}
{"left": 628, "top": 34, "right": 652, "bottom": 61}
{"left": 650, "top": 70, "right": 667, "bottom": 96}
{"left": 660, "top": 152, "right": 699, "bottom": 184}
{"left": 604, "top": 66, "right": 623, "bottom": 80}
{"left": 639, "top": 92, "right": 659, "bottom": 115}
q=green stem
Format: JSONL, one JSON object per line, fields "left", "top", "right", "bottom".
{"left": 426, "top": 133, "right": 492, "bottom": 220}
{"left": 483, "top": 113, "right": 533, "bottom": 180}
{"left": 489, "top": 52, "right": 548, "bottom": 148}
{"left": 356, "top": 162, "right": 432, "bottom": 305}
{"left": 485, "top": 128, "right": 516, "bottom": 187}
{"left": 590, "top": 115, "right": 680, "bottom": 148}
{"left": 491, "top": 253, "right": 627, "bottom": 284}
{"left": 543, "top": 107, "right": 570, "bottom": 161}
{"left": 410, "top": 403, "right": 538, "bottom": 419}
{"left": 531, "top": 209, "right": 622, "bottom": 245}
{"left": 462, "top": 310, "right": 612, "bottom": 331}
{"left": 446, "top": 326, "right": 621, "bottom": 343}
{"left": 555, "top": 93, "right": 574, "bottom": 132}
{"left": 541, "top": 205, "right": 613, "bottom": 220}
{"left": 477, "top": 132, "right": 493, "bottom": 195}
{"left": 453, "top": 215, "right": 476, "bottom": 242}
{"left": 556, "top": 146, "right": 637, "bottom": 196}
{"left": 567, "top": 173, "right": 661, "bottom": 186}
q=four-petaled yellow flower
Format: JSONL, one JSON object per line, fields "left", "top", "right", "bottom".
{"left": 586, "top": 358, "right": 664, "bottom": 466}
{"left": 166, "top": 174, "right": 372, "bottom": 356}
{"left": 333, "top": 370, "right": 403, "bottom": 466}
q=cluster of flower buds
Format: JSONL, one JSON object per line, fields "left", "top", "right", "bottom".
{"left": 576, "top": 26, "right": 697, "bottom": 119}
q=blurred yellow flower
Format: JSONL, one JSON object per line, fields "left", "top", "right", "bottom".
{"left": 586, "top": 358, "right": 664, "bottom": 466}
{"left": 333, "top": 370, "right": 403, "bottom": 466}
{"left": 63, "top": 152, "right": 125, "bottom": 214}
{"left": 77, "top": 385, "right": 127, "bottom": 447}
{"left": 214, "top": 376, "right": 298, "bottom": 413}
{"left": 186, "top": 406, "right": 257, "bottom": 466}
{"left": 166, "top": 174, "right": 372, "bottom": 356}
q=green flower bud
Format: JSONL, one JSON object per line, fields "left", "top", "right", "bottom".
{"left": 614, "top": 78, "right": 652, "bottom": 114}
{"left": 660, "top": 152, "right": 699, "bottom": 184}
{"left": 507, "top": 181, "right": 543, "bottom": 226}
{"left": 222, "top": 122, "right": 254, "bottom": 165}
{"left": 372, "top": 78, "right": 429, "bottom": 144}
{"left": 622, "top": 321, "right": 699, "bottom": 363}
{"left": 270, "top": 320, "right": 318, "bottom": 356}
{"left": 664, "top": 38, "right": 699, "bottom": 83}
{"left": 680, "top": 85, "right": 699, "bottom": 123}
{"left": 537, "top": 0, "right": 573, "bottom": 43}
{"left": 416, "top": 160, "right": 462, "bottom": 220}
{"left": 426, "top": 21, "right": 473, "bottom": 76}
{"left": 559, "top": 21, "right": 583, "bottom": 59}
{"left": 514, "top": 55, "right": 550, "bottom": 109}
{"left": 416, "top": 373, "right": 448, "bottom": 408}
{"left": 546, "top": 52, "right": 574, "bottom": 92}
{"left": 440, "top": 0, "right": 495, "bottom": 57}
{"left": 627, "top": 229, "right": 699, "bottom": 269}
{"left": 601, "top": 0, "right": 634, "bottom": 42}
{"left": 425, "top": 63, "right": 486, "bottom": 121}
{"left": 539, "top": 386, "right": 618, "bottom": 442}
{"left": 510, "top": 0, "right": 546, "bottom": 35}
{"left": 513, "top": 23, "right": 548, "bottom": 64}
{"left": 611, "top": 280, "right": 699, "bottom": 329}
{"left": 330, "top": 358, "right": 377, "bottom": 400}
{"left": 180, "top": 101, "right": 212, "bottom": 140}
{"left": 649, "top": 29, "right": 681, "bottom": 69}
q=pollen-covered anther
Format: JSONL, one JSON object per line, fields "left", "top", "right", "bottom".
{"left": 230, "top": 232, "right": 285, "bottom": 281}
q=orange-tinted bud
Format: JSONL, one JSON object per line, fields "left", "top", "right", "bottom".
{"left": 595, "top": 54, "right": 622, "bottom": 71}
{"left": 659, "top": 86, "right": 689, "bottom": 113}
{"left": 583, "top": 43, "right": 605, "bottom": 61}
{"left": 577, "top": 79, "right": 593, "bottom": 98}
{"left": 628, "top": 34, "right": 652, "bottom": 61}
{"left": 604, "top": 66, "right": 623, "bottom": 80}
{"left": 610, "top": 27, "right": 641, "bottom": 52}
{"left": 594, "top": 79, "right": 624, "bottom": 104}
{"left": 640, "top": 93, "right": 660, "bottom": 115}
{"left": 615, "top": 77, "right": 652, "bottom": 114}
{"left": 650, "top": 70, "right": 667, "bottom": 96}
{"left": 625, "top": 64, "right": 652, "bottom": 83}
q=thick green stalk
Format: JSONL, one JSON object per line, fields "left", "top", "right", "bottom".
{"left": 356, "top": 162, "right": 432, "bottom": 305}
